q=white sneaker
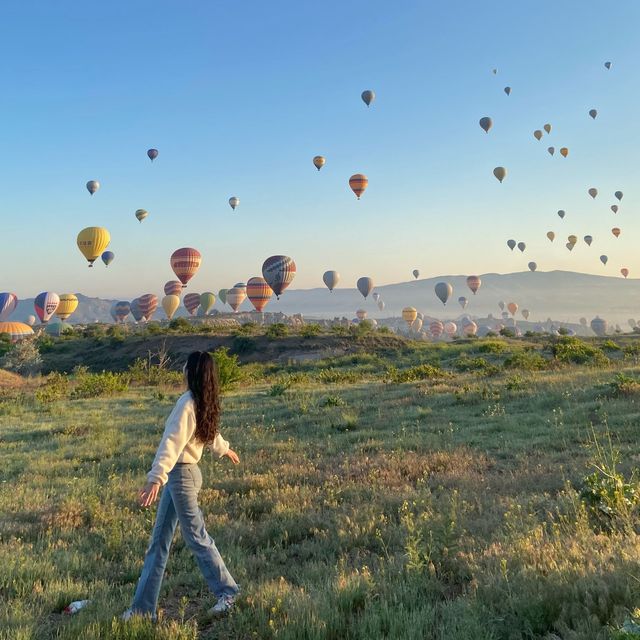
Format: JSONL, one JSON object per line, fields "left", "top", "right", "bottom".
{"left": 209, "top": 595, "right": 236, "bottom": 616}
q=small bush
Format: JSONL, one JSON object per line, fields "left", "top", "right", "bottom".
{"left": 1, "top": 340, "right": 42, "bottom": 376}
{"left": 607, "top": 373, "right": 640, "bottom": 398}
{"left": 623, "top": 343, "right": 640, "bottom": 360}
{"left": 266, "top": 323, "right": 289, "bottom": 339}
{"left": 232, "top": 336, "right": 257, "bottom": 354}
{"left": 35, "top": 372, "right": 70, "bottom": 403}
{"left": 350, "top": 321, "right": 373, "bottom": 337}
{"left": 144, "top": 322, "right": 164, "bottom": 335}
{"left": 82, "top": 324, "right": 107, "bottom": 339}
{"left": 499, "top": 327, "right": 515, "bottom": 338}
{"left": 211, "top": 347, "right": 244, "bottom": 391}
{"left": 552, "top": 336, "right": 609, "bottom": 366}
{"left": 377, "top": 325, "right": 392, "bottom": 334}
{"left": 330, "top": 325, "right": 350, "bottom": 336}
{"left": 267, "top": 381, "right": 291, "bottom": 397}
{"left": 317, "top": 368, "right": 360, "bottom": 384}
{"left": 168, "top": 318, "right": 193, "bottom": 333}
{"left": 300, "top": 323, "right": 322, "bottom": 338}
{"left": 503, "top": 350, "right": 548, "bottom": 371}
{"left": 322, "top": 395, "right": 345, "bottom": 407}
{"left": 106, "top": 325, "right": 127, "bottom": 343}
{"left": 557, "top": 327, "right": 569, "bottom": 335}
{"left": 128, "top": 358, "right": 183, "bottom": 387}
{"left": 234, "top": 322, "right": 258, "bottom": 336}
{"left": 454, "top": 356, "right": 491, "bottom": 372}
{"left": 387, "top": 364, "right": 447, "bottom": 383}
{"left": 602, "top": 339, "right": 622, "bottom": 352}
{"left": 477, "top": 341, "right": 507, "bottom": 354}
{"left": 73, "top": 370, "right": 130, "bottom": 398}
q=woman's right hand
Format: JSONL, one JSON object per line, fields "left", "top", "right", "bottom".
{"left": 224, "top": 449, "right": 240, "bottom": 464}
{"left": 139, "top": 482, "right": 161, "bottom": 507}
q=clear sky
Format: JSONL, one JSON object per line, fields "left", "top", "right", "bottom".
{"left": 2, "top": 1, "right": 640, "bottom": 299}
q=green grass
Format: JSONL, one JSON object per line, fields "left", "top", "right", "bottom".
{"left": 3, "top": 337, "right": 640, "bottom": 638}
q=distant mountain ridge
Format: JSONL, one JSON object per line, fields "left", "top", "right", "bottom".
{"left": 7, "top": 271, "right": 638, "bottom": 326}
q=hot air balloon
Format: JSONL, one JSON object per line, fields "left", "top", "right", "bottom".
{"left": 444, "top": 321, "right": 457, "bottom": 337}
{"left": 588, "top": 188, "right": 598, "bottom": 199}
{"left": 533, "top": 130, "right": 543, "bottom": 141}
{"left": 504, "top": 86, "right": 511, "bottom": 96}
{"left": 412, "top": 318, "right": 423, "bottom": 333}
{"left": 517, "top": 242, "right": 526, "bottom": 253}
{"left": 568, "top": 235, "right": 578, "bottom": 245}
{"left": 615, "top": 191, "right": 623, "bottom": 201}
{"left": 528, "top": 262, "right": 537, "bottom": 272}
{"left": 412, "top": 269, "right": 420, "bottom": 279}
{"left": 521, "top": 309, "right": 530, "bottom": 320}
{"left": 548, "top": 147, "right": 555, "bottom": 156}
{"left": 147, "top": 148, "right": 159, "bottom": 162}
{"left": 566, "top": 242, "right": 574, "bottom": 251}
{"left": 34, "top": 292, "right": 60, "bottom": 324}
{"left": 493, "top": 167, "right": 507, "bottom": 183}
{"left": 86, "top": 180, "right": 100, "bottom": 195}
{"left": 361, "top": 90, "right": 375, "bottom": 106}
{"left": 135, "top": 209, "right": 148, "bottom": 223}
{"left": 323, "top": 271, "right": 340, "bottom": 292}
{"left": 101, "top": 251, "right": 114, "bottom": 267}
{"left": 560, "top": 147, "right": 569, "bottom": 158}
{"left": 467, "top": 275, "right": 481, "bottom": 294}
{"left": 218, "top": 289, "right": 228, "bottom": 305}
{"left": 199, "top": 292, "right": 216, "bottom": 315}
{"left": 492, "top": 68, "right": 497, "bottom": 74}
{"left": 591, "top": 317, "right": 607, "bottom": 336}
{"left": 600, "top": 255, "right": 608, "bottom": 265}
{"left": 402, "top": 307, "right": 417, "bottom": 326}
{"left": 589, "top": 109, "right": 598, "bottom": 119}
{"left": 138, "top": 294, "right": 158, "bottom": 321}
{"left": 114, "top": 301, "right": 131, "bottom": 323}
{"left": 507, "top": 239, "right": 516, "bottom": 250}
{"left": 458, "top": 296, "right": 468, "bottom": 309}
{"left": 612, "top": 227, "right": 621, "bottom": 238}
{"left": 164, "top": 281, "right": 182, "bottom": 297}
{"left": 356, "top": 309, "right": 367, "bottom": 322}
{"left": 312, "top": 155, "right": 326, "bottom": 171}
{"left": 372, "top": 293, "right": 380, "bottom": 302}
{"left": 507, "top": 302, "right": 518, "bottom": 316}
{"left": 233, "top": 282, "right": 247, "bottom": 293}
{"left": 162, "top": 295, "right": 180, "bottom": 320}
{"left": 226, "top": 287, "right": 246, "bottom": 312}
{"left": 463, "top": 321, "right": 478, "bottom": 336}
{"left": 170, "top": 248, "right": 201, "bottom": 287}
{"left": 621, "top": 268, "right": 629, "bottom": 279}
{"left": 604, "top": 61, "right": 612, "bottom": 70}
{"left": 129, "top": 299, "right": 143, "bottom": 322}
{"left": 110, "top": 303, "right": 118, "bottom": 322}
{"left": 430, "top": 320, "right": 444, "bottom": 338}
{"left": 77, "top": 227, "right": 111, "bottom": 267}
{"left": 611, "top": 205, "right": 619, "bottom": 213}
{"left": 498, "top": 301, "right": 505, "bottom": 311}
{"left": 356, "top": 277, "right": 374, "bottom": 299}
{"left": 558, "top": 210, "right": 565, "bottom": 219}
{"left": 584, "top": 235, "right": 593, "bottom": 246}
{"left": 544, "top": 124, "right": 552, "bottom": 134}
{"left": 0, "top": 293, "right": 18, "bottom": 321}
{"left": 184, "top": 293, "right": 201, "bottom": 316}
{"left": 246, "top": 277, "right": 273, "bottom": 312}
{"left": 479, "top": 117, "right": 493, "bottom": 133}
{"left": 377, "top": 300, "right": 385, "bottom": 311}
{"left": 229, "top": 197, "right": 240, "bottom": 211}
{"left": 435, "top": 282, "right": 453, "bottom": 305}
{"left": 547, "top": 231, "right": 555, "bottom": 242}
{"left": 349, "top": 174, "right": 368, "bottom": 199}
{"left": 0, "top": 322, "right": 34, "bottom": 342}
{"left": 55, "top": 294, "right": 78, "bottom": 321}
{"left": 262, "top": 255, "right": 296, "bottom": 298}
{"left": 25, "top": 315, "right": 36, "bottom": 326}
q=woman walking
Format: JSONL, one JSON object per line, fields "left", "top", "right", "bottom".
{"left": 122, "top": 351, "right": 240, "bottom": 621}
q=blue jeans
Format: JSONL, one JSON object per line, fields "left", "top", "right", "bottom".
{"left": 131, "top": 463, "right": 239, "bottom": 616}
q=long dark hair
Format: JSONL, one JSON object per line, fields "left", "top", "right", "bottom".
{"left": 185, "top": 351, "right": 221, "bottom": 444}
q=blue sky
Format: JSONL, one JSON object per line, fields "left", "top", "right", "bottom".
{"left": 1, "top": 1, "right": 639, "bottom": 299}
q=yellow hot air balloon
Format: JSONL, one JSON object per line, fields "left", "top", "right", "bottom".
{"left": 55, "top": 294, "right": 79, "bottom": 321}
{"left": 402, "top": 307, "right": 417, "bottom": 326}
{"left": 162, "top": 294, "right": 180, "bottom": 320}
{"left": 76, "top": 227, "right": 111, "bottom": 267}
{"left": 546, "top": 231, "right": 555, "bottom": 242}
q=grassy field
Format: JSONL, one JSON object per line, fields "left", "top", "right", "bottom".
{"left": 3, "top": 332, "right": 640, "bottom": 639}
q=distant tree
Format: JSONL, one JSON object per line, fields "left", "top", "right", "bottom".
{"left": 1, "top": 340, "right": 42, "bottom": 376}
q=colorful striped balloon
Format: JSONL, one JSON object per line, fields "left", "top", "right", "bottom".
{"left": 349, "top": 174, "right": 368, "bottom": 199}
{"left": 430, "top": 320, "right": 444, "bottom": 338}
{"left": 138, "top": 294, "right": 158, "bottom": 321}
{"left": 34, "top": 292, "right": 60, "bottom": 324}
{"left": 226, "top": 287, "right": 247, "bottom": 312}
{"left": 0, "top": 293, "right": 18, "bottom": 321}
{"left": 0, "top": 322, "right": 34, "bottom": 342}
{"left": 114, "top": 301, "right": 131, "bottom": 323}
{"left": 262, "top": 255, "right": 296, "bottom": 298}
{"left": 184, "top": 293, "right": 201, "bottom": 316}
{"left": 466, "top": 275, "right": 481, "bottom": 295}
{"left": 170, "top": 248, "right": 202, "bottom": 287}
{"left": 246, "top": 277, "right": 273, "bottom": 312}
{"left": 444, "top": 321, "right": 457, "bottom": 337}
{"left": 164, "top": 281, "right": 183, "bottom": 297}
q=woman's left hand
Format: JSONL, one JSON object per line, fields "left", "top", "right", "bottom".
{"left": 139, "top": 482, "right": 161, "bottom": 507}
{"left": 225, "top": 449, "right": 240, "bottom": 464}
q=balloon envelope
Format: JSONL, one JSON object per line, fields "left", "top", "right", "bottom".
{"left": 170, "top": 248, "right": 202, "bottom": 286}
{"left": 588, "top": 188, "right": 598, "bottom": 199}
{"left": 584, "top": 235, "right": 593, "bottom": 246}
{"left": 557, "top": 210, "right": 565, "bottom": 219}
{"left": 377, "top": 300, "right": 385, "bottom": 311}
{"left": 435, "top": 282, "right": 453, "bottom": 305}
{"left": 114, "top": 301, "right": 131, "bottom": 323}
{"left": 226, "top": 287, "right": 246, "bottom": 312}
{"left": 402, "top": 307, "right": 417, "bottom": 326}
{"left": 615, "top": 191, "right": 623, "bottom": 201}
{"left": 262, "top": 255, "right": 296, "bottom": 298}
{"left": 611, "top": 205, "right": 619, "bottom": 213}
{"left": 356, "top": 309, "right": 367, "bottom": 321}
{"left": 200, "top": 292, "right": 216, "bottom": 315}
{"left": 86, "top": 180, "right": 100, "bottom": 195}
{"left": 568, "top": 235, "right": 577, "bottom": 245}
{"left": 313, "top": 156, "right": 326, "bottom": 171}
{"left": 560, "top": 147, "right": 568, "bottom": 157}
{"left": 349, "top": 174, "right": 368, "bottom": 199}
{"left": 101, "top": 251, "right": 114, "bottom": 266}
{"left": 34, "top": 292, "right": 60, "bottom": 323}
{"left": 218, "top": 289, "right": 228, "bottom": 305}
{"left": 466, "top": 275, "right": 481, "bottom": 294}
{"left": 591, "top": 317, "right": 607, "bottom": 336}
{"left": 612, "top": 227, "right": 621, "bottom": 238}
{"left": 548, "top": 147, "right": 555, "bottom": 156}
{"left": 621, "top": 268, "right": 629, "bottom": 279}
{"left": 504, "top": 86, "right": 511, "bottom": 95}
{"left": 0, "top": 293, "right": 18, "bottom": 321}
{"left": 361, "top": 90, "right": 375, "bottom": 106}
{"left": 600, "top": 255, "right": 608, "bottom": 265}
{"left": 507, "top": 302, "right": 518, "bottom": 316}
{"left": 412, "top": 269, "right": 420, "bottom": 279}
{"left": 56, "top": 294, "right": 78, "bottom": 321}
{"left": 162, "top": 295, "right": 180, "bottom": 320}
{"left": 130, "top": 299, "right": 144, "bottom": 322}
{"left": 528, "top": 262, "right": 537, "bottom": 272}
{"left": 147, "top": 148, "right": 158, "bottom": 161}
{"left": 547, "top": 231, "right": 555, "bottom": 242}
{"left": 184, "top": 293, "right": 201, "bottom": 315}
{"left": 356, "top": 277, "right": 374, "bottom": 299}
{"left": 0, "top": 321, "right": 34, "bottom": 342}
{"left": 589, "top": 109, "right": 598, "bottom": 119}
{"left": 164, "top": 280, "right": 182, "bottom": 297}
{"left": 246, "top": 277, "right": 273, "bottom": 312}
{"left": 458, "top": 296, "right": 468, "bottom": 309}
{"left": 479, "top": 117, "right": 493, "bottom": 133}
{"left": 544, "top": 124, "right": 552, "bottom": 134}
{"left": 533, "top": 130, "right": 543, "bottom": 140}
{"left": 493, "top": 167, "right": 507, "bottom": 183}
{"left": 138, "top": 294, "right": 158, "bottom": 321}
{"left": 77, "top": 227, "right": 111, "bottom": 266}
{"left": 507, "top": 239, "right": 516, "bottom": 250}
{"left": 521, "top": 309, "right": 530, "bottom": 320}
{"left": 517, "top": 242, "right": 526, "bottom": 252}
{"left": 229, "top": 197, "right": 240, "bottom": 210}
{"left": 323, "top": 270, "right": 340, "bottom": 291}
{"left": 135, "top": 209, "right": 148, "bottom": 223}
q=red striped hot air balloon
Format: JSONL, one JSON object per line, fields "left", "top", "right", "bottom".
{"left": 114, "top": 301, "right": 131, "bottom": 323}
{"left": 262, "top": 256, "right": 296, "bottom": 299}
{"left": 247, "top": 277, "right": 273, "bottom": 312}
{"left": 349, "top": 174, "right": 368, "bottom": 199}
{"left": 430, "top": 320, "right": 444, "bottom": 338}
{"left": 183, "top": 293, "right": 201, "bottom": 316}
{"left": 34, "top": 292, "right": 60, "bottom": 324}
{"left": 164, "top": 281, "right": 183, "bottom": 297}
{"left": 138, "top": 294, "right": 158, "bottom": 321}
{"left": 170, "top": 248, "right": 202, "bottom": 287}
{"left": 466, "top": 275, "right": 481, "bottom": 295}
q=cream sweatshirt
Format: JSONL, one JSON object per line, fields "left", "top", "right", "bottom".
{"left": 146, "top": 391, "right": 230, "bottom": 486}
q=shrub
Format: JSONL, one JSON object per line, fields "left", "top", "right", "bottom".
{"left": 350, "top": 321, "right": 373, "bottom": 337}
{"left": 607, "top": 373, "right": 640, "bottom": 397}
{"left": 499, "top": 327, "right": 515, "bottom": 338}
{"left": 266, "top": 323, "right": 289, "bottom": 339}
{"left": 602, "top": 339, "right": 622, "bottom": 352}
{"left": 128, "top": 358, "right": 182, "bottom": 387}
{"left": 557, "top": 327, "right": 569, "bottom": 335}
{"left": 387, "top": 364, "right": 447, "bottom": 383}
{"left": 35, "top": 372, "right": 70, "bottom": 403}
{"left": 477, "top": 341, "right": 507, "bottom": 354}
{"left": 377, "top": 326, "right": 392, "bottom": 334}
{"left": 623, "top": 343, "right": 640, "bottom": 360}
{"left": 503, "top": 350, "right": 548, "bottom": 371}
{"left": 267, "top": 381, "right": 291, "bottom": 397}
{"left": 211, "top": 347, "right": 244, "bottom": 391}
{"left": 234, "top": 322, "right": 258, "bottom": 336}
{"left": 168, "top": 318, "right": 193, "bottom": 333}
{"left": 107, "top": 325, "right": 127, "bottom": 343}
{"left": 73, "top": 370, "right": 130, "bottom": 398}
{"left": 317, "top": 368, "right": 360, "bottom": 384}
{"left": 82, "top": 324, "right": 107, "bottom": 339}
{"left": 330, "top": 325, "right": 350, "bottom": 336}
{"left": 504, "top": 375, "right": 526, "bottom": 391}
{"left": 232, "top": 336, "right": 257, "bottom": 354}
{"left": 300, "top": 323, "right": 322, "bottom": 338}
{"left": 1, "top": 340, "right": 42, "bottom": 376}
{"left": 552, "top": 336, "right": 609, "bottom": 366}
{"left": 322, "top": 395, "right": 345, "bottom": 407}
{"left": 144, "top": 322, "right": 164, "bottom": 335}
{"left": 454, "top": 356, "right": 490, "bottom": 372}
